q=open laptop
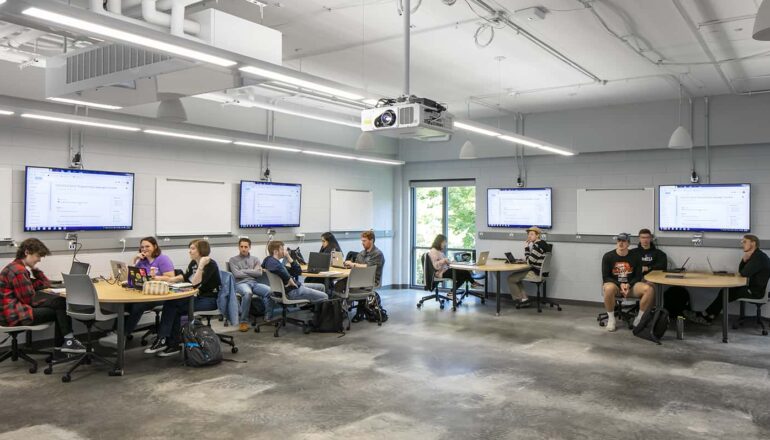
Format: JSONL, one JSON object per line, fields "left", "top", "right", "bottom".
{"left": 69, "top": 261, "right": 91, "bottom": 275}
{"left": 665, "top": 257, "right": 691, "bottom": 273}
{"left": 110, "top": 260, "right": 128, "bottom": 282}
{"left": 454, "top": 251, "right": 489, "bottom": 266}
{"left": 505, "top": 252, "right": 526, "bottom": 264}
{"left": 303, "top": 252, "right": 331, "bottom": 274}
{"left": 707, "top": 257, "right": 735, "bottom": 276}
{"left": 127, "top": 266, "right": 148, "bottom": 289}
{"left": 331, "top": 251, "right": 345, "bottom": 268}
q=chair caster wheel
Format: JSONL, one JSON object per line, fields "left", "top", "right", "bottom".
{"left": 273, "top": 332, "right": 280, "bottom": 338}
{"left": 29, "top": 366, "right": 37, "bottom": 374}
{"left": 140, "top": 339, "right": 148, "bottom": 346}
{"left": 538, "top": 309, "right": 543, "bottom": 313}
{"left": 231, "top": 347, "right": 239, "bottom": 354}
{"left": 62, "top": 375, "right": 71, "bottom": 383}
{"left": 557, "top": 307, "right": 562, "bottom": 311}
{"left": 126, "top": 334, "right": 134, "bottom": 341}
{"left": 439, "top": 304, "right": 445, "bottom": 310}
{"left": 457, "top": 301, "right": 463, "bottom": 307}
{"left": 599, "top": 322, "right": 606, "bottom": 327}
{"left": 303, "top": 326, "right": 311, "bottom": 334}
{"left": 481, "top": 299, "right": 486, "bottom": 304}
{"left": 108, "top": 369, "right": 124, "bottom": 376}
{"left": 763, "top": 330, "right": 768, "bottom": 336}
{"left": 44, "top": 367, "right": 52, "bottom": 375}
{"left": 255, "top": 326, "right": 261, "bottom": 333}
{"left": 452, "top": 307, "right": 457, "bottom": 312}
{"left": 416, "top": 303, "right": 422, "bottom": 309}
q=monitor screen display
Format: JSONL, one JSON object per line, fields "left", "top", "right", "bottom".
{"left": 25, "top": 166, "right": 135, "bottom": 231}
{"left": 659, "top": 184, "right": 751, "bottom": 232}
{"left": 487, "top": 187, "right": 552, "bottom": 229}
{"left": 240, "top": 181, "right": 302, "bottom": 228}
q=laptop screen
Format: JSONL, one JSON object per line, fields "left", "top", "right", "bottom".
{"left": 308, "top": 252, "right": 331, "bottom": 271}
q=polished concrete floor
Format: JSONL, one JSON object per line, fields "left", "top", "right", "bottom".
{"left": 1, "top": 288, "right": 769, "bottom": 439}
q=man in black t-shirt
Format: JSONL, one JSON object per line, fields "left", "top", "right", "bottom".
{"left": 601, "top": 233, "right": 655, "bottom": 332}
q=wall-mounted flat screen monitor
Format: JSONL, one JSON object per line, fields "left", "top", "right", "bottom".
{"left": 659, "top": 184, "right": 751, "bottom": 232}
{"left": 240, "top": 181, "right": 302, "bottom": 228}
{"left": 25, "top": 166, "right": 135, "bottom": 231}
{"left": 487, "top": 187, "right": 552, "bottom": 229}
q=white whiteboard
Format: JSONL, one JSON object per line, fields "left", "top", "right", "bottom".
{"left": 0, "top": 168, "right": 11, "bottom": 240}
{"left": 577, "top": 188, "right": 654, "bottom": 235}
{"left": 330, "top": 189, "right": 373, "bottom": 231}
{"left": 156, "top": 177, "right": 232, "bottom": 236}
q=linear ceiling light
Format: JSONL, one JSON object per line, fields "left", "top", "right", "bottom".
{"left": 240, "top": 66, "right": 364, "bottom": 101}
{"left": 301, "top": 150, "right": 356, "bottom": 160}
{"left": 356, "top": 157, "right": 405, "bottom": 165}
{"left": 21, "top": 113, "right": 140, "bottom": 131}
{"left": 144, "top": 129, "right": 232, "bottom": 143}
{"left": 498, "top": 134, "right": 543, "bottom": 149}
{"left": 234, "top": 141, "right": 301, "bottom": 152}
{"left": 48, "top": 97, "right": 122, "bottom": 110}
{"left": 454, "top": 121, "right": 502, "bottom": 137}
{"left": 22, "top": 7, "right": 236, "bottom": 67}
{"left": 0, "top": 110, "right": 13, "bottom": 116}
{"left": 536, "top": 145, "right": 575, "bottom": 156}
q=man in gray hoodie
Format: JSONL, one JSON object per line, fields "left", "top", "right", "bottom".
{"left": 229, "top": 238, "right": 273, "bottom": 331}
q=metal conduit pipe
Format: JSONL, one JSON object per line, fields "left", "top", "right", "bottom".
{"left": 89, "top": 0, "right": 106, "bottom": 13}
{"left": 106, "top": 0, "right": 122, "bottom": 13}
{"left": 705, "top": 96, "right": 711, "bottom": 183}
{"left": 403, "top": 0, "right": 410, "bottom": 95}
{"left": 141, "top": 0, "right": 200, "bottom": 35}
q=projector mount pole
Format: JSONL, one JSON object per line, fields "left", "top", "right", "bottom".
{"left": 403, "top": 0, "right": 410, "bottom": 98}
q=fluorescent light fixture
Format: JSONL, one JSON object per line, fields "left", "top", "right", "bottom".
{"left": 498, "top": 134, "right": 543, "bottom": 149}
{"left": 144, "top": 129, "right": 232, "bottom": 144}
{"left": 240, "top": 66, "right": 364, "bottom": 101}
{"left": 301, "top": 150, "right": 356, "bottom": 160}
{"left": 454, "top": 121, "right": 502, "bottom": 137}
{"left": 21, "top": 113, "right": 140, "bottom": 131}
{"left": 0, "top": 1, "right": 7, "bottom": 6}
{"left": 356, "top": 157, "right": 404, "bottom": 165}
{"left": 537, "top": 145, "right": 575, "bottom": 156}
{"left": 22, "top": 7, "right": 236, "bottom": 67}
{"left": 234, "top": 141, "right": 301, "bottom": 152}
{"left": 48, "top": 97, "right": 122, "bottom": 110}
{"left": 0, "top": 110, "right": 14, "bottom": 116}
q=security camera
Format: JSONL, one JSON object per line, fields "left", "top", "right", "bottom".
{"left": 690, "top": 171, "right": 699, "bottom": 183}
{"left": 515, "top": 177, "right": 524, "bottom": 188}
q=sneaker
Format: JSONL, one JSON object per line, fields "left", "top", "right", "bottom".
{"left": 239, "top": 322, "right": 250, "bottom": 332}
{"left": 143, "top": 337, "right": 167, "bottom": 354}
{"left": 60, "top": 337, "right": 86, "bottom": 353}
{"left": 157, "top": 344, "right": 181, "bottom": 357}
{"left": 518, "top": 299, "right": 532, "bottom": 309}
{"left": 606, "top": 321, "right": 617, "bottom": 332}
{"left": 683, "top": 310, "right": 713, "bottom": 326}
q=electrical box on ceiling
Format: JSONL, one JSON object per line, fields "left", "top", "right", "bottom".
{"left": 361, "top": 98, "right": 454, "bottom": 141}
{"left": 188, "top": 8, "right": 282, "bottom": 65}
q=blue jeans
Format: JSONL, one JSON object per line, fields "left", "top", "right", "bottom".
{"left": 158, "top": 296, "right": 218, "bottom": 344}
{"left": 288, "top": 283, "right": 328, "bottom": 303}
{"left": 236, "top": 280, "right": 273, "bottom": 322}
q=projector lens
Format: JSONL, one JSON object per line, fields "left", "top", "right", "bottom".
{"left": 375, "top": 110, "right": 397, "bottom": 127}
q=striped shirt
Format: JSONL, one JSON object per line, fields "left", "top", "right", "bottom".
{"left": 524, "top": 240, "right": 548, "bottom": 275}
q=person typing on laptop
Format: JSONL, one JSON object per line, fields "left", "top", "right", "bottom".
{"left": 428, "top": 234, "right": 480, "bottom": 295}
{"left": 507, "top": 226, "right": 548, "bottom": 307}
{"left": 229, "top": 238, "right": 273, "bottom": 332}
{"left": 685, "top": 234, "right": 770, "bottom": 325}
{"left": 601, "top": 233, "right": 655, "bottom": 332}
{"left": 335, "top": 230, "right": 386, "bottom": 294}
{"left": 262, "top": 241, "right": 328, "bottom": 304}
{"left": 305, "top": 232, "right": 343, "bottom": 285}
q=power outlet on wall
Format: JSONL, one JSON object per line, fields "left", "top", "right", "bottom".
{"left": 68, "top": 241, "right": 77, "bottom": 250}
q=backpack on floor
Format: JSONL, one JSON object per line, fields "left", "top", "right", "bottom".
{"left": 310, "top": 298, "right": 348, "bottom": 334}
{"left": 361, "top": 292, "right": 388, "bottom": 324}
{"left": 632, "top": 308, "right": 669, "bottom": 345}
{"left": 663, "top": 286, "right": 691, "bottom": 317}
{"left": 182, "top": 322, "right": 223, "bottom": 367}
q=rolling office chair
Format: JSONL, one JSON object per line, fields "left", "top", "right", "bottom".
{"left": 195, "top": 270, "right": 238, "bottom": 353}
{"left": 139, "top": 269, "right": 183, "bottom": 346}
{"left": 339, "top": 266, "right": 378, "bottom": 328}
{"left": 597, "top": 291, "right": 640, "bottom": 330}
{"left": 520, "top": 250, "right": 562, "bottom": 313}
{"left": 255, "top": 272, "right": 311, "bottom": 337}
{"left": 49, "top": 274, "right": 118, "bottom": 383}
{"left": 732, "top": 285, "right": 770, "bottom": 336}
{"left": 0, "top": 322, "right": 52, "bottom": 374}
{"left": 417, "top": 252, "right": 452, "bottom": 310}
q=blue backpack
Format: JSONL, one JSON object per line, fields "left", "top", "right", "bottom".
{"left": 182, "top": 323, "right": 223, "bottom": 367}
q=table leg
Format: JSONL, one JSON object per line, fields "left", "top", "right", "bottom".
{"left": 111, "top": 303, "right": 125, "bottom": 376}
{"left": 484, "top": 272, "right": 489, "bottom": 299}
{"left": 496, "top": 273, "right": 501, "bottom": 316}
{"left": 721, "top": 288, "right": 729, "bottom": 343}
{"left": 451, "top": 269, "right": 458, "bottom": 311}
{"left": 188, "top": 296, "right": 196, "bottom": 324}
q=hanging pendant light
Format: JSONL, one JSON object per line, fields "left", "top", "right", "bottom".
{"left": 459, "top": 140, "right": 477, "bottom": 159}
{"left": 668, "top": 82, "right": 693, "bottom": 150}
{"left": 753, "top": 0, "right": 770, "bottom": 41}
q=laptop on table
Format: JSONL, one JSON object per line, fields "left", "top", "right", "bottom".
{"left": 303, "top": 252, "right": 331, "bottom": 274}
{"left": 504, "top": 252, "right": 526, "bottom": 264}
{"left": 110, "top": 260, "right": 128, "bottom": 281}
{"left": 331, "top": 251, "right": 345, "bottom": 268}
{"left": 127, "top": 266, "right": 148, "bottom": 289}
{"left": 454, "top": 251, "right": 489, "bottom": 266}
{"left": 707, "top": 257, "right": 735, "bottom": 276}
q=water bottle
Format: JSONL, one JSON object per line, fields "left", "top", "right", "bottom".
{"left": 676, "top": 315, "right": 684, "bottom": 340}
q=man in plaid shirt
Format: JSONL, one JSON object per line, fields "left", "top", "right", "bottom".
{"left": 0, "top": 238, "right": 85, "bottom": 353}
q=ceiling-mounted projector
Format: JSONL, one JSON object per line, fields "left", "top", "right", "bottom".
{"left": 361, "top": 96, "right": 454, "bottom": 141}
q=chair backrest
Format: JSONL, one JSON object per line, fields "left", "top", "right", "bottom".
{"left": 62, "top": 273, "right": 106, "bottom": 321}
{"left": 347, "top": 266, "right": 376, "bottom": 292}
{"left": 540, "top": 253, "right": 552, "bottom": 278}
{"left": 69, "top": 261, "right": 91, "bottom": 275}
{"left": 421, "top": 252, "right": 436, "bottom": 290}
{"left": 225, "top": 261, "right": 231, "bottom": 272}
{"left": 265, "top": 271, "right": 286, "bottom": 300}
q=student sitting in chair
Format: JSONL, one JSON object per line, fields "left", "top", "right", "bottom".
{"left": 429, "top": 234, "right": 479, "bottom": 298}
{"left": 229, "top": 238, "right": 273, "bottom": 332}
{"left": 335, "top": 230, "right": 385, "bottom": 293}
{"left": 145, "top": 239, "right": 220, "bottom": 357}
{"left": 601, "top": 233, "right": 654, "bottom": 332}
{"left": 0, "top": 238, "right": 86, "bottom": 353}
{"left": 507, "top": 226, "right": 548, "bottom": 307}
{"left": 630, "top": 228, "right": 667, "bottom": 281}
{"left": 304, "top": 232, "right": 343, "bottom": 286}
{"left": 685, "top": 234, "right": 770, "bottom": 325}
{"left": 262, "top": 241, "right": 328, "bottom": 303}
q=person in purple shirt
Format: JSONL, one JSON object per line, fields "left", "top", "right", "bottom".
{"left": 123, "top": 237, "right": 176, "bottom": 340}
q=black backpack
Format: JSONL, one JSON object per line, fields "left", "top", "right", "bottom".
{"left": 289, "top": 247, "right": 306, "bottom": 265}
{"left": 310, "top": 298, "right": 348, "bottom": 334}
{"left": 663, "top": 286, "right": 691, "bottom": 317}
{"left": 632, "top": 308, "right": 669, "bottom": 344}
{"left": 182, "top": 323, "right": 223, "bottom": 367}
{"left": 361, "top": 292, "right": 388, "bottom": 325}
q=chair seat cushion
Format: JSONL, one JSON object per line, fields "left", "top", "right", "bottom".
{"left": 0, "top": 323, "right": 52, "bottom": 332}
{"left": 195, "top": 309, "right": 221, "bottom": 316}
{"left": 737, "top": 297, "right": 768, "bottom": 304}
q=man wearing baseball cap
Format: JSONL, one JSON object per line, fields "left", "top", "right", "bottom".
{"left": 601, "top": 232, "right": 654, "bottom": 331}
{"left": 507, "top": 226, "right": 549, "bottom": 306}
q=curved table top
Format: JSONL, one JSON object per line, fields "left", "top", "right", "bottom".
{"left": 299, "top": 265, "right": 351, "bottom": 279}
{"left": 645, "top": 270, "right": 747, "bottom": 289}
{"left": 52, "top": 282, "right": 198, "bottom": 304}
{"left": 450, "top": 262, "right": 531, "bottom": 272}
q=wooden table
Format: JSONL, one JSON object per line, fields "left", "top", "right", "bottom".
{"left": 54, "top": 282, "right": 197, "bottom": 375}
{"left": 449, "top": 262, "right": 531, "bottom": 315}
{"left": 644, "top": 270, "right": 747, "bottom": 343}
{"left": 299, "top": 265, "right": 351, "bottom": 292}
